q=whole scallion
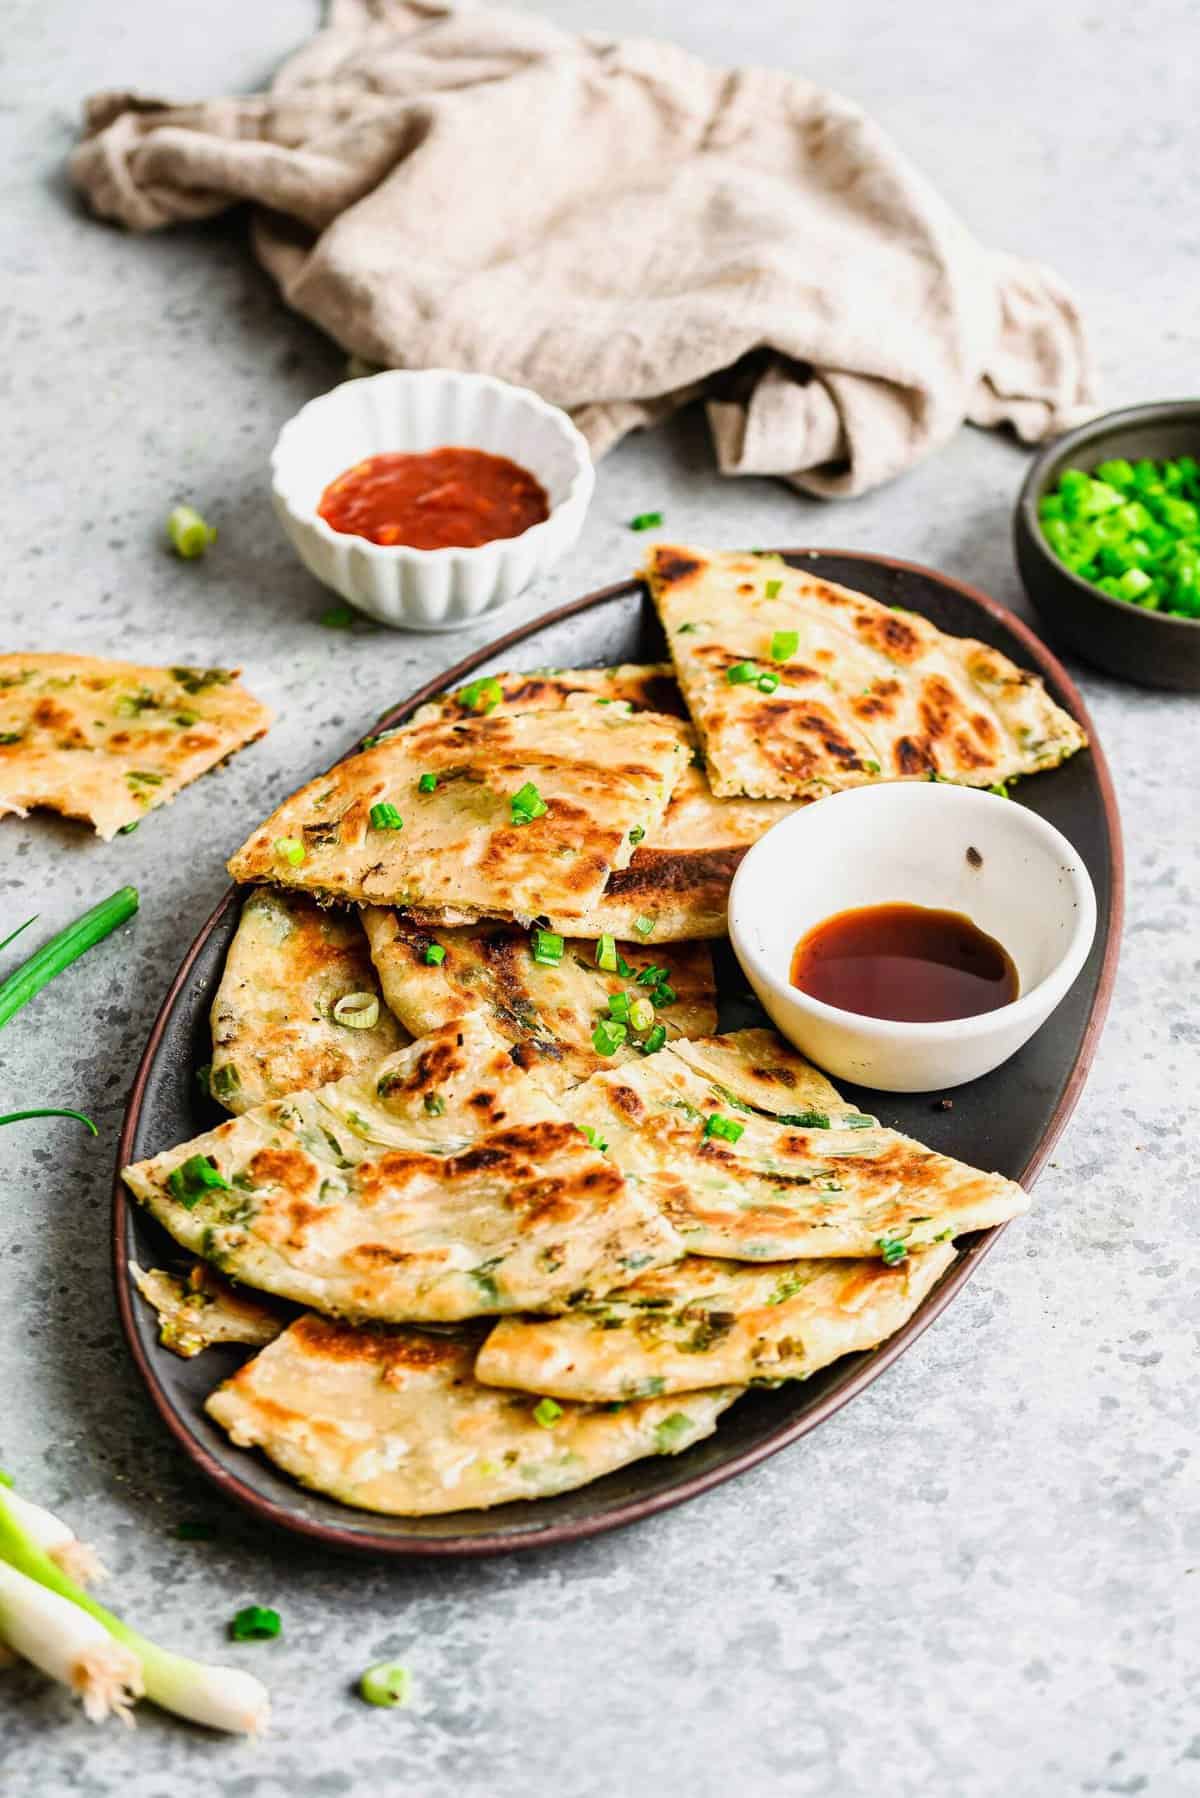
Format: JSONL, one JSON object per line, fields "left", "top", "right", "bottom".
{"left": 0, "top": 888, "right": 138, "bottom": 1031}
{"left": 0, "top": 1486, "right": 270, "bottom": 1734}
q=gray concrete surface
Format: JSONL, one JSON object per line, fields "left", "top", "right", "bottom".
{"left": 1, "top": 1, "right": 1197, "bottom": 1792}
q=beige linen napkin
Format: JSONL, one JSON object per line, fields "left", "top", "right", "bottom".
{"left": 70, "top": 0, "right": 1093, "bottom": 497}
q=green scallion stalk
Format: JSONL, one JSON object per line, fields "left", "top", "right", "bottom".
{"left": 725, "top": 662, "right": 759, "bottom": 685}
{"left": 764, "top": 580, "right": 783, "bottom": 601}
{"left": 0, "top": 1109, "right": 97, "bottom": 1135}
{"left": 702, "top": 1113, "right": 744, "bottom": 1145}
{"left": 417, "top": 773, "right": 438, "bottom": 793}
{"left": 0, "top": 1488, "right": 269, "bottom": 1734}
{"left": 756, "top": 671, "right": 780, "bottom": 694}
{"left": 533, "top": 1398, "right": 563, "bottom": 1428}
{"left": 274, "top": 837, "right": 305, "bottom": 866}
{"left": 0, "top": 888, "right": 138, "bottom": 1031}
{"left": 423, "top": 943, "right": 446, "bottom": 967}
{"left": 595, "top": 936, "right": 619, "bottom": 973}
{"left": 167, "top": 505, "right": 217, "bottom": 560}
{"left": 632, "top": 916, "right": 655, "bottom": 939}
{"left": 639, "top": 1024, "right": 667, "bottom": 1056}
{"left": 770, "top": 630, "right": 798, "bottom": 661}
{"left": 369, "top": 802, "right": 404, "bottom": 831}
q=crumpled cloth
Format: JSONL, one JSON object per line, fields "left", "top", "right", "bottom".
{"left": 69, "top": 0, "right": 1094, "bottom": 497}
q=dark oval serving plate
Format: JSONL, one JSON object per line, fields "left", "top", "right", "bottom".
{"left": 114, "top": 551, "right": 1123, "bottom": 1558}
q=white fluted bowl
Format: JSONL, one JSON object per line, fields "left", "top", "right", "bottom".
{"left": 270, "top": 369, "right": 594, "bottom": 631}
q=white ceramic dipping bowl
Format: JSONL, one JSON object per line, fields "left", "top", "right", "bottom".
{"left": 270, "top": 369, "right": 594, "bottom": 631}
{"left": 729, "top": 782, "right": 1097, "bottom": 1093}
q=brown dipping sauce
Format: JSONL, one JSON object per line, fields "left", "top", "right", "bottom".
{"left": 791, "top": 902, "right": 1018, "bottom": 1023}
{"left": 318, "top": 447, "right": 549, "bottom": 551}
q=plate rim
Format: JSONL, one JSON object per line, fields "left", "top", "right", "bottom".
{"left": 112, "top": 549, "right": 1125, "bottom": 1558}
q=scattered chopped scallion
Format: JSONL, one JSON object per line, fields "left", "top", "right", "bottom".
{"left": 166, "top": 1154, "right": 229, "bottom": 1209}
{"left": 319, "top": 604, "right": 356, "bottom": 630}
{"left": 423, "top": 943, "right": 446, "bottom": 966}
{"left": 581, "top": 1125, "right": 608, "bottom": 1152}
{"left": 639, "top": 1023, "right": 667, "bottom": 1055}
{"left": 533, "top": 1398, "right": 563, "bottom": 1428}
{"left": 167, "top": 505, "right": 217, "bottom": 560}
{"left": 458, "top": 676, "right": 503, "bottom": 715}
{"left": 703, "top": 1113, "right": 744, "bottom": 1144}
{"left": 628, "top": 996, "right": 655, "bottom": 1033}
{"left": 607, "top": 992, "right": 631, "bottom": 1023}
{"left": 842, "top": 1113, "right": 875, "bottom": 1129}
{"left": 877, "top": 1235, "right": 909, "bottom": 1266}
{"left": 725, "top": 661, "right": 759, "bottom": 685}
{"left": 333, "top": 992, "right": 380, "bottom": 1030}
{"left": 509, "top": 781, "right": 547, "bottom": 825}
{"left": 778, "top": 1109, "right": 829, "bottom": 1129}
{"left": 229, "top": 1605, "right": 281, "bottom": 1643}
{"left": 424, "top": 1093, "right": 446, "bottom": 1117}
{"left": 530, "top": 927, "right": 564, "bottom": 967}
{"left": 369, "top": 802, "right": 404, "bottom": 831}
{"left": 764, "top": 579, "right": 783, "bottom": 600}
{"left": 632, "top": 916, "right": 655, "bottom": 939}
{"left": 592, "top": 1018, "right": 627, "bottom": 1056}
{"left": 756, "top": 671, "right": 780, "bottom": 694}
{"left": 629, "top": 512, "right": 663, "bottom": 531}
{"left": 769, "top": 629, "right": 798, "bottom": 660}
{"left": 417, "top": 773, "right": 438, "bottom": 793}
{"left": 274, "top": 837, "right": 304, "bottom": 866}
{"left": 595, "top": 935, "right": 618, "bottom": 973}
{"left": 359, "top": 1661, "right": 411, "bottom": 1709}
{"left": 629, "top": 825, "right": 645, "bottom": 846}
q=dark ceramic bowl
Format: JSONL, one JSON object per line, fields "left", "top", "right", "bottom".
{"left": 1014, "top": 399, "right": 1200, "bottom": 690}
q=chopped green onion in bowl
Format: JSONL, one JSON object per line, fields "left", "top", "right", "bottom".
{"left": 1038, "top": 456, "right": 1200, "bottom": 618}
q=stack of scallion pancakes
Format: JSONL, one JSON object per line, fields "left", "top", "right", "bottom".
{"left": 124, "top": 548, "right": 1086, "bottom": 1517}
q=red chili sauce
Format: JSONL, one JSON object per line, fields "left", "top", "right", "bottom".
{"left": 790, "top": 902, "right": 1018, "bottom": 1024}
{"left": 317, "top": 447, "right": 550, "bottom": 551}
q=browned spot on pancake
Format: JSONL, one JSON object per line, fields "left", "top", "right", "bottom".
{"left": 855, "top": 610, "right": 922, "bottom": 663}
{"left": 809, "top": 581, "right": 851, "bottom": 609}
{"left": 603, "top": 844, "right": 743, "bottom": 902}
{"left": 972, "top": 712, "right": 999, "bottom": 748}
{"left": 650, "top": 549, "right": 704, "bottom": 586}
{"left": 177, "top": 731, "right": 219, "bottom": 752}
{"left": 737, "top": 582, "right": 755, "bottom": 595}
{"left": 918, "top": 676, "right": 962, "bottom": 743}
{"left": 894, "top": 735, "right": 935, "bottom": 776}
{"left": 247, "top": 1144, "right": 314, "bottom": 1196}
{"left": 743, "top": 702, "right": 865, "bottom": 773}
{"left": 32, "top": 698, "right": 75, "bottom": 731}
{"left": 611, "top": 1084, "right": 648, "bottom": 1124}
{"left": 951, "top": 733, "right": 990, "bottom": 769}
{"left": 750, "top": 1062, "right": 799, "bottom": 1092}
{"left": 350, "top": 1243, "right": 415, "bottom": 1266}
{"left": 291, "top": 1313, "right": 463, "bottom": 1371}
{"left": 259, "top": 1194, "right": 326, "bottom": 1249}
{"left": 630, "top": 674, "right": 688, "bottom": 717}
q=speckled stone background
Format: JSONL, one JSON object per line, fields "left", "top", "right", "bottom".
{"left": 2, "top": 0, "right": 1197, "bottom": 1791}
